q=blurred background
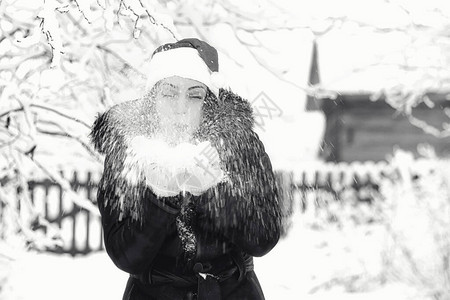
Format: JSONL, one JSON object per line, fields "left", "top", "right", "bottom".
{"left": 1, "top": 0, "right": 450, "bottom": 299}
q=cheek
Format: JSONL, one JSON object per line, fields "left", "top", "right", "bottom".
{"left": 188, "top": 104, "right": 203, "bottom": 127}
{"left": 155, "top": 101, "right": 173, "bottom": 120}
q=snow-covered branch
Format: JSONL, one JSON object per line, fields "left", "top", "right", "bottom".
{"left": 30, "top": 157, "right": 101, "bottom": 216}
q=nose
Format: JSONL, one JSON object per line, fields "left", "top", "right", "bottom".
{"left": 173, "top": 94, "right": 189, "bottom": 115}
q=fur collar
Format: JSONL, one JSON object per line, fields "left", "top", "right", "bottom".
{"left": 91, "top": 88, "right": 254, "bottom": 154}
{"left": 90, "top": 88, "right": 258, "bottom": 221}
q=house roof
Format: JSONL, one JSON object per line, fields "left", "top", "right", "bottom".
{"left": 309, "top": 31, "right": 450, "bottom": 97}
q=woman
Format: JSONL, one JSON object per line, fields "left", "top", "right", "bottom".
{"left": 90, "top": 38, "right": 281, "bottom": 300}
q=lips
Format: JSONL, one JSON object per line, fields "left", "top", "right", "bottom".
{"left": 174, "top": 123, "right": 189, "bottom": 130}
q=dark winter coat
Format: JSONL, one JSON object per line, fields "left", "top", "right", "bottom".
{"left": 90, "top": 89, "right": 282, "bottom": 300}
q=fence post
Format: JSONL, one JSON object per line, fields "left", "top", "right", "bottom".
{"left": 71, "top": 171, "right": 79, "bottom": 256}
{"left": 85, "top": 171, "right": 92, "bottom": 254}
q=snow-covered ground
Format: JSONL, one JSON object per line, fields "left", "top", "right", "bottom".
{"left": 255, "top": 210, "right": 423, "bottom": 300}
{"left": 1, "top": 207, "right": 424, "bottom": 300}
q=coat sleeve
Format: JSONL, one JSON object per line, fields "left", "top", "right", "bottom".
{"left": 97, "top": 177, "right": 180, "bottom": 275}
{"left": 195, "top": 130, "right": 282, "bottom": 257}
{"left": 91, "top": 107, "right": 181, "bottom": 275}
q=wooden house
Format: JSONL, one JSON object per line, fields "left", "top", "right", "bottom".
{"left": 306, "top": 42, "right": 450, "bottom": 162}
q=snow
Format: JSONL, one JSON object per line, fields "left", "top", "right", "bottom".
{"left": 257, "top": 111, "right": 326, "bottom": 170}
{"left": 123, "top": 137, "right": 225, "bottom": 197}
{"left": 1, "top": 206, "right": 424, "bottom": 300}
{"left": 2, "top": 1, "right": 448, "bottom": 299}
{"left": 1, "top": 249, "right": 128, "bottom": 300}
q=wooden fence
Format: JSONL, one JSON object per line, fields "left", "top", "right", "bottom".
{"left": 292, "top": 162, "right": 385, "bottom": 211}
{"left": 274, "top": 163, "right": 386, "bottom": 223}
{"left": 18, "top": 160, "right": 439, "bottom": 256}
{"left": 27, "top": 171, "right": 103, "bottom": 256}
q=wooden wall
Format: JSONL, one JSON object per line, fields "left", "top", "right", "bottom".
{"left": 320, "top": 96, "right": 450, "bottom": 162}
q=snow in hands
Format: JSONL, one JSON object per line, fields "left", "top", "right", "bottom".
{"left": 122, "top": 136, "right": 227, "bottom": 197}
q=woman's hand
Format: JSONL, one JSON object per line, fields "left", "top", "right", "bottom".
{"left": 155, "top": 141, "right": 225, "bottom": 196}
{"left": 124, "top": 136, "right": 225, "bottom": 197}
{"left": 182, "top": 141, "right": 225, "bottom": 196}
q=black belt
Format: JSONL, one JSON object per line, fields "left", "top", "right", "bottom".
{"left": 131, "top": 252, "right": 254, "bottom": 300}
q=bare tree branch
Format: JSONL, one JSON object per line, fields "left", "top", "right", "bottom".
{"left": 0, "top": 104, "right": 91, "bottom": 130}
{"left": 72, "top": 0, "right": 92, "bottom": 24}
{"left": 36, "top": 126, "right": 102, "bottom": 162}
{"left": 0, "top": 133, "right": 21, "bottom": 150}
{"left": 406, "top": 114, "right": 450, "bottom": 138}
{"left": 31, "top": 104, "right": 91, "bottom": 129}
{"left": 136, "top": 0, "right": 178, "bottom": 40}
{"left": 96, "top": 44, "right": 145, "bottom": 78}
{"left": 230, "top": 29, "right": 337, "bottom": 97}
{"left": 29, "top": 156, "right": 101, "bottom": 216}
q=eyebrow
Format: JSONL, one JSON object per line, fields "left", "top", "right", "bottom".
{"left": 160, "top": 83, "right": 177, "bottom": 89}
{"left": 188, "top": 86, "right": 207, "bottom": 91}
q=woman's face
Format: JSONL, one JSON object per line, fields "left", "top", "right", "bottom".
{"left": 153, "top": 76, "right": 206, "bottom": 144}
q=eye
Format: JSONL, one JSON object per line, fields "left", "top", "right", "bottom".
{"left": 157, "top": 83, "right": 179, "bottom": 99}
{"left": 188, "top": 95, "right": 203, "bottom": 101}
{"left": 187, "top": 89, "right": 206, "bottom": 101}
{"left": 160, "top": 89, "right": 178, "bottom": 99}
{"left": 162, "top": 93, "right": 176, "bottom": 99}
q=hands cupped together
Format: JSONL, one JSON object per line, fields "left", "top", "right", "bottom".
{"left": 123, "top": 136, "right": 226, "bottom": 198}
